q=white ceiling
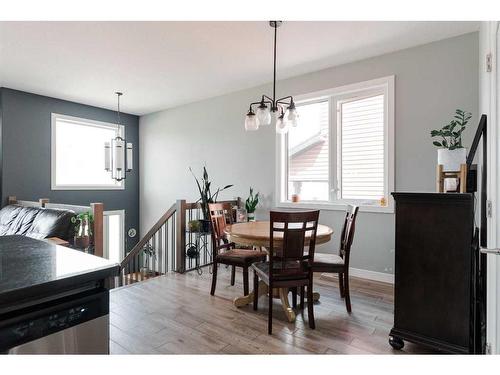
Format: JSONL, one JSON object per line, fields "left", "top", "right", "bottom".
{"left": 0, "top": 21, "right": 479, "bottom": 116}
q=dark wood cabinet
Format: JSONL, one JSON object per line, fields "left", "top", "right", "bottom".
{"left": 390, "top": 192, "right": 482, "bottom": 354}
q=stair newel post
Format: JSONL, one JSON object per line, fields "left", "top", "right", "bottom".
{"left": 175, "top": 199, "right": 187, "bottom": 273}
{"left": 91, "top": 202, "right": 104, "bottom": 258}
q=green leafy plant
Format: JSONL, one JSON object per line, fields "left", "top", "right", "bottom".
{"left": 245, "top": 187, "right": 259, "bottom": 214}
{"left": 188, "top": 220, "right": 201, "bottom": 232}
{"left": 70, "top": 211, "right": 94, "bottom": 236}
{"left": 431, "top": 109, "right": 472, "bottom": 150}
{"left": 189, "top": 166, "right": 233, "bottom": 220}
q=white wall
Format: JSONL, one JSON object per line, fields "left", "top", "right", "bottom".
{"left": 140, "top": 32, "right": 479, "bottom": 276}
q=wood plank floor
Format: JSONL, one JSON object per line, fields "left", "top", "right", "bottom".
{"left": 110, "top": 267, "right": 437, "bottom": 354}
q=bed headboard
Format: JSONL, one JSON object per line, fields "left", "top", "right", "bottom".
{"left": 6, "top": 196, "right": 104, "bottom": 258}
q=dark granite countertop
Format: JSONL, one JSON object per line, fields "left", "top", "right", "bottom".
{"left": 0, "top": 235, "right": 120, "bottom": 312}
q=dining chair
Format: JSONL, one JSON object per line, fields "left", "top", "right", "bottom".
{"left": 311, "top": 205, "right": 359, "bottom": 313}
{"left": 252, "top": 210, "right": 320, "bottom": 334}
{"left": 208, "top": 203, "right": 267, "bottom": 296}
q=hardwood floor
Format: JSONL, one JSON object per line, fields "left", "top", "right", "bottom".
{"left": 109, "top": 266, "right": 437, "bottom": 354}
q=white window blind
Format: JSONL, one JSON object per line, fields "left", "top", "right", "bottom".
{"left": 339, "top": 94, "right": 385, "bottom": 200}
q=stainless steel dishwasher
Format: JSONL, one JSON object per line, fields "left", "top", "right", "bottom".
{"left": 1, "top": 289, "right": 109, "bottom": 354}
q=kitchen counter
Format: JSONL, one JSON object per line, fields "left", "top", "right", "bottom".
{"left": 0, "top": 235, "right": 119, "bottom": 313}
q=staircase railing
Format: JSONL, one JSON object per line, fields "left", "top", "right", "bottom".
{"left": 117, "top": 198, "right": 241, "bottom": 287}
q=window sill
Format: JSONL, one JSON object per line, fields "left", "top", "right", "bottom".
{"left": 276, "top": 201, "right": 394, "bottom": 214}
{"left": 51, "top": 184, "right": 125, "bottom": 191}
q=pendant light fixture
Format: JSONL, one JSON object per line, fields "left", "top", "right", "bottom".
{"left": 244, "top": 21, "right": 299, "bottom": 134}
{"left": 104, "top": 92, "right": 133, "bottom": 181}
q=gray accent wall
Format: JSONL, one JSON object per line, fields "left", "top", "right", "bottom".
{"left": 139, "top": 32, "right": 479, "bottom": 276}
{"left": 0, "top": 88, "right": 140, "bottom": 252}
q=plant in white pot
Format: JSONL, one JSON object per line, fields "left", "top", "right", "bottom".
{"left": 245, "top": 188, "right": 259, "bottom": 222}
{"left": 431, "top": 109, "right": 472, "bottom": 171}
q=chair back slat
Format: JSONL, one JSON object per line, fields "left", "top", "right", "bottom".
{"left": 269, "top": 210, "right": 320, "bottom": 276}
{"left": 208, "top": 203, "right": 233, "bottom": 248}
{"left": 339, "top": 205, "right": 359, "bottom": 267}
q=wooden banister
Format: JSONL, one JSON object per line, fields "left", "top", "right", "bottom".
{"left": 118, "top": 197, "right": 242, "bottom": 286}
{"left": 185, "top": 199, "right": 240, "bottom": 210}
{"left": 175, "top": 200, "right": 186, "bottom": 273}
{"left": 91, "top": 203, "right": 104, "bottom": 258}
{"left": 120, "top": 202, "right": 177, "bottom": 269}
{"left": 39, "top": 198, "right": 50, "bottom": 207}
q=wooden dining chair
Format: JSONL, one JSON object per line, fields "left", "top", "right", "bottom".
{"left": 208, "top": 203, "right": 267, "bottom": 296}
{"left": 252, "top": 210, "right": 320, "bottom": 334}
{"left": 311, "top": 205, "right": 359, "bottom": 313}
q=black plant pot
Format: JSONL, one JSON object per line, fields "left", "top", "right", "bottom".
{"left": 199, "top": 219, "right": 211, "bottom": 234}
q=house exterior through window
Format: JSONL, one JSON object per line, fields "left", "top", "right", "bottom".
{"left": 277, "top": 76, "right": 394, "bottom": 213}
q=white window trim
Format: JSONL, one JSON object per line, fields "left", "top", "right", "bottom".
{"left": 275, "top": 76, "right": 395, "bottom": 214}
{"left": 103, "top": 209, "right": 126, "bottom": 262}
{"left": 51, "top": 113, "right": 125, "bottom": 190}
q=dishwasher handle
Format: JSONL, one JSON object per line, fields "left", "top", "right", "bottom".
{"left": 480, "top": 247, "right": 500, "bottom": 255}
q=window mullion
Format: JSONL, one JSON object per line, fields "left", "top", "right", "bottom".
{"left": 329, "top": 96, "right": 337, "bottom": 203}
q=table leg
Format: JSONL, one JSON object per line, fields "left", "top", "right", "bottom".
{"left": 233, "top": 283, "right": 297, "bottom": 323}
{"left": 278, "top": 288, "right": 296, "bottom": 323}
{"left": 233, "top": 280, "right": 268, "bottom": 307}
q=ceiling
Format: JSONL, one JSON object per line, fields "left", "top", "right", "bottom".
{"left": 0, "top": 21, "right": 479, "bottom": 116}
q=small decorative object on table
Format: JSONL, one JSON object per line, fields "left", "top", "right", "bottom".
{"left": 189, "top": 166, "right": 233, "bottom": 232}
{"left": 236, "top": 208, "right": 248, "bottom": 223}
{"left": 245, "top": 187, "right": 259, "bottom": 222}
{"left": 291, "top": 194, "right": 300, "bottom": 203}
{"left": 431, "top": 109, "right": 471, "bottom": 193}
{"left": 71, "top": 211, "right": 93, "bottom": 251}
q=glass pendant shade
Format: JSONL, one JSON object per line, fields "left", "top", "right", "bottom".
{"left": 275, "top": 115, "right": 289, "bottom": 134}
{"left": 245, "top": 113, "right": 259, "bottom": 131}
{"left": 285, "top": 107, "right": 299, "bottom": 127}
{"left": 256, "top": 106, "right": 271, "bottom": 126}
{"left": 270, "top": 109, "right": 279, "bottom": 126}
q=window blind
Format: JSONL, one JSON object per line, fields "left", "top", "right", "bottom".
{"left": 339, "top": 94, "right": 385, "bottom": 200}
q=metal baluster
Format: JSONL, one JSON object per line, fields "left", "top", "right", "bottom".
{"left": 173, "top": 215, "right": 176, "bottom": 272}
{"left": 159, "top": 226, "right": 163, "bottom": 275}
{"left": 163, "top": 222, "right": 167, "bottom": 273}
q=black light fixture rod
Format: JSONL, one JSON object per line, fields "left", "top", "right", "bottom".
{"left": 116, "top": 91, "right": 123, "bottom": 126}
{"left": 272, "top": 21, "right": 277, "bottom": 108}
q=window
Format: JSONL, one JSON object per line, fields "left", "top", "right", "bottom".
{"left": 277, "top": 76, "right": 394, "bottom": 212}
{"left": 287, "top": 100, "right": 330, "bottom": 201}
{"left": 51, "top": 113, "right": 124, "bottom": 190}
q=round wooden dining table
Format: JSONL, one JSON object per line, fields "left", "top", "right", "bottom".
{"left": 224, "top": 221, "right": 333, "bottom": 323}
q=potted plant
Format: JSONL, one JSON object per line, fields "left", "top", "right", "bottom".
{"left": 141, "top": 243, "right": 156, "bottom": 277}
{"left": 189, "top": 166, "right": 233, "bottom": 232}
{"left": 245, "top": 187, "right": 259, "bottom": 222}
{"left": 431, "top": 109, "right": 471, "bottom": 171}
{"left": 188, "top": 219, "right": 201, "bottom": 233}
{"left": 71, "top": 212, "right": 94, "bottom": 249}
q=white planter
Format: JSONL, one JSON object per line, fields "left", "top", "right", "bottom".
{"left": 437, "top": 148, "right": 467, "bottom": 172}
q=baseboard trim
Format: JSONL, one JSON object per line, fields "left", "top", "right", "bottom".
{"left": 321, "top": 267, "right": 394, "bottom": 285}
